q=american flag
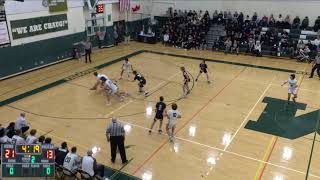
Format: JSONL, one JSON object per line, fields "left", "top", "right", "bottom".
{"left": 120, "top": 0, "right": 130, "bottom": 12}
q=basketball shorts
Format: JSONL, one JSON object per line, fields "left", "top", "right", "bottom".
{"left": 200, "top": 69, "right": 207, "bottom": 73}
{"left": 167, "top": 123, "right": 176, "bottom": 129}
{"left": 288, "top": 87, "right": 297, "bottom": 95}
{"left": 154, "top": 113, "right": 164, "bottom": 121}
{"left": 139, "top": 79, "right": 146, "bottom": 88}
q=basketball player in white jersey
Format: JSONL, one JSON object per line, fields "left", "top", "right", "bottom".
{"left": 63, "top": 147, "right": 80, "bottom": 175}
{"left": 90, "top": 72, "right": 109, "bottom": 90}
{"left": 81, "top": 150, "right": 96, "bottom": 177}
{"left": 281, "top": 74, "right": 298, "bottom": 104}
{"left": 119, "top": 58, "right": 133, "bottom": 80}
{"left": 166, "top": 103, "right": 181, "bottom": 142}
{"left": 101, "top": 77, "right": 127, "bottom": 105}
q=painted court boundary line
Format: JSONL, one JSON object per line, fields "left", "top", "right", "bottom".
{"left": 224, "top": 77, "right": 275, "bottom": 151}
{"left": 102, "top": 116, "right": 320, "bottom": 179}
{"left": 0, "top": 50, "right": 314, "bottom": 178}
{"left": 0, "top": 50, "right": 144, "bottom": 107}
{"left": 131, "top": 67, "right": 247, "bottom": 175}
{"left": 34, "top": 110, "right": 320, "bottom": 179}
{"left": 0, "top": 50, "right": 303, "bottom": 107}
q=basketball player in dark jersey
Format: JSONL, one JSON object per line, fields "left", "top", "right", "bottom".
{"left": 180, "top": 67, "right": 190, "bottom": 97}
{"left": 149, "top": 96, "right": 166, "bottom": 134}
{"left": 195, "top": 60, "right": 210, "bottom": 83}
{"left": 133, "top": 70, "right": 148, "bottom": 96}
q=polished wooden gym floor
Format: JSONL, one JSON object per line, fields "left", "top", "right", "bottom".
{"left": 1, "top": 42, "right": 320, "bottom": 180}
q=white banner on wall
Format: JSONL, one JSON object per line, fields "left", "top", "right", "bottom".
{"left": 0, "top": 21, "right": 10, "bottom": 45}
{"left": 0, "top": 0, "right": 10, "bottom": 47}
{"left": 5, "top": 0, "right": 83, "bottom": 15}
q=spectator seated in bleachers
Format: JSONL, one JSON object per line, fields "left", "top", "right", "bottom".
{"left": 44, "top": 137, "right": 52, "bottom": 144}
{"left": 12, "top": 129, "right": 25, "bottom": 144}
{"left": 313, "top": 37, "right": 320, "bottom": 49}
{"left": 301, "top": 16, "right": 309, "bottom": 30}
{"left": 81, "top": 150, "right": 97, "bottom": 178}
{"left": 253, "top": 41, "right": 262, "bottom": 57}
{"left": 37, "top": 135, "right": 45, "bottom": 145}
{"left": 292, "top": 16, "right": 301, "bottom": 29}
{"left": 259, "top": 15, "right": 268, "bottom": 27}
{"left": 314, "top": 16, "right": 320, "bottom": 32}
{"left": 26, "top": 129, "right": 37, "bottom": 144}
{"left": 246, "top": 37, "right": 255, "bottom": 53}
{"left": 284, "top": 15, "right": 291, "bottom": 29}
{"left": 55, "top": 142, "right": 69, "bottom": 166}
{"left": 163, "top": 32, "right": 169, "bottom": 45}
{"left": 269, "top": 14, "right": 276, "bottom": 27}
{"left": 231, "top": 40, "right": 240, "bottom": 55}
{"left": 5, "top": 122, "right": 15, "bottom": 138}
{"left": 63, "top": 146, "right": 80, "bottom": 176}
{"left": 0, "top": 127, "right": 12, "bottom": 144}
{"left": 276, "top": 14, "right": 284, "bottom": 28}
{"left": 224, "top": 37, "right": 232, "bottom": 53}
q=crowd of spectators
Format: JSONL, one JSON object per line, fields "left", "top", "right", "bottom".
{"left": 0, "top": 112, "right": 104, "bottom": 179}
{"left": 161, "top": 9, "right": 320, "bottom": 59}
{"left": 161, "top": 9, "right": 210, "bottom": 50}
{"left": 211, "top": 11, "right": 320, "bottom": 31}
{"left": 212, "top": 11, "right": 320, "bottom": 58}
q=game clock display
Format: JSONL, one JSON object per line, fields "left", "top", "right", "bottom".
{"left": 1, "top": 144, "right": 55, "bottom": 178}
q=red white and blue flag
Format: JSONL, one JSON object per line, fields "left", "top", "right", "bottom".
{"left": 120, "top": 0, "right": 130, "bottom": 12}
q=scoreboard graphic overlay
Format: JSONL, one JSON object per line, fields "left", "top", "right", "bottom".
{"left": 1, "top": 144, "right": 55, "bottom": 178}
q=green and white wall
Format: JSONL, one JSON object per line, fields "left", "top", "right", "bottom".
{"left": 0, "top": 0, "right": 153, "bottom": 79}
{"left": 0, "top": 0, "right": 86, "bottom": 79}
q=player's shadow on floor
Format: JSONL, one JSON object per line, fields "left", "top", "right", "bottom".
{"left": 245, "top": 97, "right": 320, "bottom": 139}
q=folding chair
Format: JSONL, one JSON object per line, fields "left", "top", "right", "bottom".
{"left": 62, "top": 167, "right": 79, "bottom": 180}
{"left": 78, "top": 169, "right": 94, "bottom": 180}
{"left": 55, "top": 163, "right": 64, "bottom": 180}
{"left": 297, "top": 49, "right": 311, "bottom": 62}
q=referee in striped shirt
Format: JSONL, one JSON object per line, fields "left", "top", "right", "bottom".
{"left": 106, "top": 117, "right": 128, "bottom": 164}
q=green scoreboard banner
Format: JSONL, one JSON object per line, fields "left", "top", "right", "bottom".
{"left": 48, "top": 0, "right": 68, "bottom": 13}
{"left": 10, "top": 14, "right": 68, "bottom": 40}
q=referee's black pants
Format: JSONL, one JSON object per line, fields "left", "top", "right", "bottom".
{"left": 85, "top": 49, "right": 91, "bottom": 63}
{"left": 110, "top": 136, "right": 127, "bottom": 163}
{"left": 310, "top": 64, "right": 320, "bottom": 78}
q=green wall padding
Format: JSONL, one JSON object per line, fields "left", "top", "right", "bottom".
{"left": 0, "top": 18, "right": 151, "bottom": 79}
{"left": 0, "top": 32, "right": 86, "bottom": 78}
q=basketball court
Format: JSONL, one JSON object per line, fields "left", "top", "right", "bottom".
{"left": 1, "top": 42, "right": 320, "bottom": 179}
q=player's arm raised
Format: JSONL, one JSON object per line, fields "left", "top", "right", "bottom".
{"left": 281, "top": 80, "right": 288, "bottom": 86}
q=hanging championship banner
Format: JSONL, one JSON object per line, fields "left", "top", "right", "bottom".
{"left": 0, "top": 0, "right": 10, "bottom": 47}
{"left": 48, "top": 0, "right": 68, "bottom": 13}
{"left": 10, "top": 14, "right": 68, "bottom": 40}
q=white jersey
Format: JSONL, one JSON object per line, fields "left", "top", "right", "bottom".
{"left": 167, "top": 110, "right": 181, "bottom": 126}
{"left": 287, "top": 79, "right": 298, "bottom": 94}
{"left": 26, "top": 135, "right": 37, "bottom": 144}
{"left": 12, "top": 135, "right": 25, "bottom": 144}
{"left": 81, "top": 156, "right": 95, "bottom": 176}
{"left": 0, "top": 135, "right": 12, "bottom": 144}
{"left": 122, "top": 62, "right": 132, "bottom": 72}
{"left": 288, "top": 79, "right": 297, "bottom": 89}
{"left": 97, "top": 74, "right": 108, "bottom": 80}
{"left": 105, "top": 79, "right": 118, "bottom": 93}
{"left": 63, "top": 153, "right": 79, "bottom": 173}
